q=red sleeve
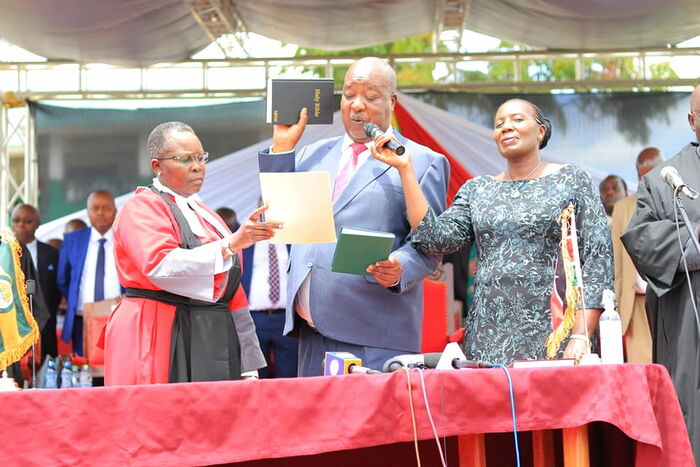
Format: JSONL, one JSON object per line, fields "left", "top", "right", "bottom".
{"left": 229, "top": 250, "right": 249, "bottom": 312}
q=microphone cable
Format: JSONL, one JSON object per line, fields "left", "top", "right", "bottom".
{"left": 417, "top": 368, "right": 447, "bottom": 467}
{"left": 493, "top": 364, "right": 521, "bottom": 467}
{"left": 672, "top": 188, "right": 700, "bottom": 341}
{"left": 402, "top": 368, "right": 421, "bottom": 467}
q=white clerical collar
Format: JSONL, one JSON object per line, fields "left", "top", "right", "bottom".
{"left": 342, "top": 125, "right": 395, "bottom": 152}
{"left": 152, "top": 177, "right": 229, "bottom": 238}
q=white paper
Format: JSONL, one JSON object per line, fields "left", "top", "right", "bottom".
{"left": 259, "top": 171, "right": 337, "bottom": 244}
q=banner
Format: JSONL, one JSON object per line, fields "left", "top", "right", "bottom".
{"left": 0, "top": 231, "right": 38, "bottom": 370}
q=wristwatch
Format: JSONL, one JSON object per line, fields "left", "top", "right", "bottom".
{"left": 221, "top": 236, "right": 235, "bottom": 256}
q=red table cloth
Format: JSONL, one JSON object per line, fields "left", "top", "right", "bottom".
{"left": 4, "top": 363, "right": 692, "bottom": 466}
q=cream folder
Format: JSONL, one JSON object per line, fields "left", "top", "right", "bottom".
{"left": 259, "top": 171, "right": 337, "bottom": 244}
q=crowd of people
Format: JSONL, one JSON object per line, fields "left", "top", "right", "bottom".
{"left": 7, "top": 56, "right": 700, "bottom": 460}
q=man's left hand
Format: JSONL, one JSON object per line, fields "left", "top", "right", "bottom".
{"left": 367, "top": 255, "right": 402, "bottom": 288}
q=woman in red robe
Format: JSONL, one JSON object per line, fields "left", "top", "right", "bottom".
{"left": 104, "top": 121, "right": 279, "bottom": 385}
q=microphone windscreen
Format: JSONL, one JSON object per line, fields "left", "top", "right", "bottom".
{"left": 363, "top": 122, "right": 381, "bottom": 139}
{"left": 382, "top": 358, "right": 403, "bottom": 373}
{"left": 25, "top": 279, "right": 36, "bottom": 295}
{"left": 659, "top": 166, "right": 677, "bottom": 184}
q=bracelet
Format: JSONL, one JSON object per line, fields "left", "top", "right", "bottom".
{"left": 569, "top": 333, "right": 591, "bottom": 343}
{"left": 221, "top": 236, "right": 235, "bottom": 256}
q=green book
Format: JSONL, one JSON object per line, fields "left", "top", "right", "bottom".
{"left": 331, "top": 227, "right": 396, "bottom": 275}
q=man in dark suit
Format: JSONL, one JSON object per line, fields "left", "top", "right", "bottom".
{"left": 58, "top": 190, "right": 122, "bottom": 355}
{"left": 11, "top": 204, "right": 61, "bottom": 359}
{"left": 241, "top": 239, "right": 298, "bottom": 377}
{"left": 259, "top": 57, "right": 449, "bottom": 375}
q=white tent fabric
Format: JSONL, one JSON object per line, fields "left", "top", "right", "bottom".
{"left": 35, "top": 93, "right": 612, "bottom": 242}
{"left": 1, "top": 1, "right": 699, "bottom": 65}
{"left": 465, "top": 0, "right": 700, "bottom": 50}
{"left": 0, "top": 0, "right": 210, "bottom": 65}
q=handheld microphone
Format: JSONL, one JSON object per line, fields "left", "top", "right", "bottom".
{"left": 348, "top": 364, "right": 381, "bottom": 375}
{"left": 25, "top": 279, "right": 36, "bottom": 296}
{"left": 381, "top": 353, "right": 446, "bottom": 371}
{"left": 324, "top": 352, "right": 380, "bottom": 375}
{"left": 420, "top": 353, "right": 494, "bottom": 369}
{"left": 364, "top": 123, "right": 406, "bottom": 155}
{"left": 382, "top": 353, "right": 426, "bottom": 372}
{"left": 451, "top": 358, "right": 494, "bottom": 369}
{"left": 383, "top": 352, "right": 494, "bottom": 371}
{"left": 660, "top": 166, "right": 698, "bottom": 200}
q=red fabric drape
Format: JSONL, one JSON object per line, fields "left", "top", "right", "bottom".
{"left": 1, "top": 364, "right": 692, "bottom": 466}
{"left": 394, "top": 100, "right": 472, "bottom": 203}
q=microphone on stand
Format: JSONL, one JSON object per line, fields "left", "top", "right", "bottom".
{"left": 383, "top": 352, "right": 495, "bottom": 372}
{"left": 382, "top": 353, "right": 430, "bottom": 372}
{"left": 26, "top": 279, "right": 37, "bottom": 389}
{"left": 450, "top": 358, "right": 494, "bottom": 369}
{"left": 364, "top": 123, "right": 406, "bottom": 155}
{"left": 660, "top": 166, "right": 699, "bottom": 200}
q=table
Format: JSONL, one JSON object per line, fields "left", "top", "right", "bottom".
{"left": 4, "top": 364, "right": 692, "bottom": 466}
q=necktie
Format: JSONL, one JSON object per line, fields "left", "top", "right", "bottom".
{"left": 94, "top": 238, "right": 106, "bottom": 302}
{"left": 268, "top": 243, "right": 280, "bottom": 303}
{"left": 332, "top": 142, "right": 367, "bottom": 203}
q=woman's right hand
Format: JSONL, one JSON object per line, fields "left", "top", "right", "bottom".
{"left": 369, "top": 134, "right": 412, "bottom": 173}
{"left": 227, "top": 204, "right": 283, "bottom": 252}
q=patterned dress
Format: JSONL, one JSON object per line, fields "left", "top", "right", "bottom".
{"left": 412, "top": 165, "right": 613, "bottom": 364}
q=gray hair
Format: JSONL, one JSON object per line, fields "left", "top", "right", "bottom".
{"left": 147, "top": 121, "right": 195, "bottom": 159}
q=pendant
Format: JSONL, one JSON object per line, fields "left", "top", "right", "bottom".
{"left": 510, "top": 190, "right": 521, "bottom": 199}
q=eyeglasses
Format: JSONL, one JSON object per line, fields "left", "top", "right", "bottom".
{"left": 154, "top": 152, "right": 209, "bottom": 165}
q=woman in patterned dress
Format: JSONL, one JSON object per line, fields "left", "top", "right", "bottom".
{"left": 368, "top": 99, "right": 613, "bottom": 364}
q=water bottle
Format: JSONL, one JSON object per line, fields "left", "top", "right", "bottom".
{"left": 599, "top": 289, "right": 624, "bottom": 364}
{"left": 60, "top": 362, "right": 73, "bottom": 388}
{"left": 71, "top": 365, "right": 80, "bottom": 387}
{"left": 44, "top": 360, "right": 58, "bottom": 389}
{"left": 79, "top": 365, "right": 93, "bottom": 388}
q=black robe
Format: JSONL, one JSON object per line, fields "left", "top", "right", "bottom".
{"left": 621, "top": 142, "right": 700, "bottom": 462}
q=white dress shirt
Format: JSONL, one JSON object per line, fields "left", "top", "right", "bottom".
{"left": 248, "top": 241, "right": 288, "bottom": 311}
{"left": 26, "top": 238, "right": 38, "bottom": 270}
{"left": 76, "top": 228, "right": 122, "bottom": 316}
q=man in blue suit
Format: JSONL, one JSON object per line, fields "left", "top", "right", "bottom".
{"left": 58, "top": 190, "right": 122, "bottom": 355}
{"left": 259, "top": 57, "right": 449, "bottom": 375}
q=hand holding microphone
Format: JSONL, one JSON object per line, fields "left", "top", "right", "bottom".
{"left": 364, "top": 123, "right": 405, "bottom": 155}
{"left": 365, "top": 123, "right": 412, "bottom": 173}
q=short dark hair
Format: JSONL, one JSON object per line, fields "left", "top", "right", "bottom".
{"left": 600, "top": 175, "right": 627, "bottom": 193}
{"left": 147, "top": 121, "right": 195, "bottom": 159}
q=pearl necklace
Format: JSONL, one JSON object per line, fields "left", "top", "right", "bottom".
{"left": 506, "top": 162, "right": 542, "bottom": 199}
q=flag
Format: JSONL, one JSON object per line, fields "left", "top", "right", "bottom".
{"left": 545, "top": 204, "right": 585, "bottom": 359}
{"left": 0, "top": 231, "right": 38, "bottom": 370}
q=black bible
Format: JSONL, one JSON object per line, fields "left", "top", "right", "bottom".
{"left": 266, "top": 77, "right": 334, "bottom": 125}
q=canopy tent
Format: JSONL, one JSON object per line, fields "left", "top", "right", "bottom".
{"left": 35, "top": 92, "right": 607, "bottom": 241}
{"left": 1, "top": 1, "right": 699, "bottom": 65}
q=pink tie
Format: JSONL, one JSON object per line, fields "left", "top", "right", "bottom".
{"left": 332, "top": 142, "right": 366, "bottom": 203}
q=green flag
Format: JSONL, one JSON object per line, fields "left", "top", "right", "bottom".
{"left": 0, "top": 231, "right": 38, "bottom": 371}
